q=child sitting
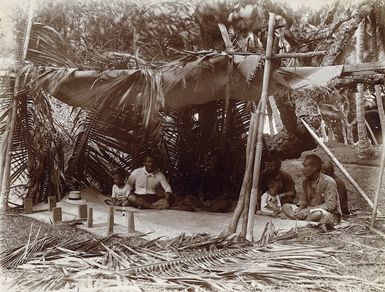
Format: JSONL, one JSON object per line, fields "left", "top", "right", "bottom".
{"left": 260, "top": 179, "right": 282, "bottom": 216}
{"left": 105, "top": 168, "right": 130, "bottom": 206}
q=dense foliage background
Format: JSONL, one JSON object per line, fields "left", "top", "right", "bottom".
{"left": 4, "top": 0, "right": 385, "bottom": 204}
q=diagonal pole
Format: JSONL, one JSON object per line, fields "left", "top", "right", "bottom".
{"left": 246, "top": 12, "right": 275, "bottom": 241}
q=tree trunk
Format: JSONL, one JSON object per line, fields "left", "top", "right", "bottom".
{"left": 355, "top": 19, "right": 374, "bottom": 158}
{"left": 321, "top": 5, "right": 369, "bottom": 65}
{"left": 341, "top": 119, "right": 348, "bottom": 145}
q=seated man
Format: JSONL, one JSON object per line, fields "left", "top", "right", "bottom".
{"left": 259, "top": 157, "right": 296, "bottom": 205}
{"left": 321, "top": 160, "right": 349, "bottom": 216}
{"left": 282, "top": 154, "right": 342, "bottom": 227}
{"left": 126, "top": 154, "right": 172, "bottom": 209}
{"left": 105, "top": 168, "right": 130, "bottom": 206}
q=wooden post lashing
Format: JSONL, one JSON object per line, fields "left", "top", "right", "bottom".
{"left": 52, "top": 207, "right": 62, "bottom": 224}
{"left": 24, "top": 197, "right": 33, "bottom": 214}
{"left": 108, "top": 206, "right": 114, "bottom": 235}
{"left": 87, "top": 207, "right": 93, "bottom": 228}
{"left": 78, "top": 204, "right": 87, "bottom": 219}
{"left": 246, "top": 12, "right": 276, "bottom": 241}
{"left": 127, "top": 211, "right": 135, "bottom": 233}
{"left": 48, "top": 196, "right": 56, "bottom": 211}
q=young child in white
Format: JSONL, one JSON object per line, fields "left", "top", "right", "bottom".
{"left": 105, "top": 168, "right": 130, "bottom": 206}
{"left": 260, "top": 179, "right": 282, "bottom": 216}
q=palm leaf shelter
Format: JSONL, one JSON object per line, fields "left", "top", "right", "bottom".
{"left": 1, "top": 0, "right": 385, "bottom": 239}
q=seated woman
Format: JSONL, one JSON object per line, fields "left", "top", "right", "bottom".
{"left": 105, "top": 168, "right": 130, "bottom": 206}
{"left": 259, "top": 179, "right": 283, "bottom": 217}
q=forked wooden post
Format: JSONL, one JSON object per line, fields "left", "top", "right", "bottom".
{"left": 127, "top": 211, "right": 135, "bottom": 233}
{"left": 246, "top": 12, "right": 276, "bottom": 241}
{"left": 52, "top": 207, "right": 62, "bottom": 224}
{"left": 78, "top": 204, "right": 87, "bottom": 219}
{"left": 48, "top": 196, "right": 56, "bottom": 211}
{"left": 87, "top": 207, "right": 93, "bottom": 228}
{"left": 24, "top": 197, "right": 33, "bottom": 214}
{"left": 108, "top": 206, "right": 114, "bottom": 235}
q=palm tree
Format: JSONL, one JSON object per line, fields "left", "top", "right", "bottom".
{"left": 355, "top": 19, "right": 374, "bottom": 158}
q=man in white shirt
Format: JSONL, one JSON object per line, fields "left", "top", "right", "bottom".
{"left": 127, "top": 155, "right": 173, "bottom": 209}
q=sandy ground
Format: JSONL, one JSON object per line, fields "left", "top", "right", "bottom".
{"left": 23, "top": 186, "right": 308, "bottom": 241}
{"left": 1, "top": 153, "right": 384, "bottom": 291}
{"left": 18, "top": 149, "right": 385, "bottom": 242}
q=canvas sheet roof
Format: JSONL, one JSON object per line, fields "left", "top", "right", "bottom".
{"left": 48, "top": 54, "right": 344, "bottom": 111}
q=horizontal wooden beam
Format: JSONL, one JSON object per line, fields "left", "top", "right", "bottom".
{"left": 272, "top": 51, "right": 327, "bottom": 59}
{"left": 343, "top": 62, "right": 385, "bottom": 74}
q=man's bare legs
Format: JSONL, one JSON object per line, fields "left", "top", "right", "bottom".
{"left": 127, "top": 194, "right": 155, "bottom": 209}
{"left": 305, "top": 211, "right": 322, "bottom": 222}
{"left": 281, "top": 204, "right": 323, "bottom": 222}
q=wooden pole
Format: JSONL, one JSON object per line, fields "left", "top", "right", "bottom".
{"left": 218, "top": 23, "right": 234, "bottom": 151}
{"left": 371, "top": 83, "right": 385, "bottom": 227}
{"left": 87, "top": 207, "right": 93, "bottom": 228}
{"left": 365, "top": 119, "right": 379, "bottom": 146}
{"left": 320, "top": 119, "right": 328, "bottom": 142}
{"left": 268, "top": 96, "right": 283, "bottom": 132}
{"left": 78, "top": 204, "right": 87, "bottom": 219}
{"left": 1, "top": 1, "right": 34, "bottom": 211}
{"left": 1, "top": 99, "right": 18, "bottom": 211}
{"left": 127, "top": 211, "right": 135, "bottom": 233}
{"left": 375, "top": 85, "right": 385, "bottom": 138}
{"left": 246, "top": 13, "right": 275, "bottom": 241}
{"left": 227, "top": 111, "right": 258, "bottom": 233}
{"left": 302, "top": 119, "right": 379, "bottom": 213}
{"left": 52, "top": 207, "right": 62, "bottom": 224}
{"left": 48, "top": 196, "right": 56, "bottom": 211}
{"left": 371, "top": 145, "right": 385, "bottom": 227}
{"left": 24, "top": 197, "right": 33, "bottom": 214}
{"left": 266, "top": 104, "right": 275, "bottom": 135}
{"left": 240, "top": 112, "right": 258, "bottom": 235}
{"left": 108, "top": 206, "right": 114, "bottom": 235}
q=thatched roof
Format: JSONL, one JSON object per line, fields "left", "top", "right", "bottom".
{"left": 38, "top": 53, "right": 344, "bottom": 112}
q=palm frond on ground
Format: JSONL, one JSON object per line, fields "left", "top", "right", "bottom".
{"left": 1, "top": 223, "right": 384, "bottom": 292}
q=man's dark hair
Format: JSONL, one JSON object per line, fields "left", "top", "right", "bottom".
{"left": 304, "top": 154, "right": 322, "bottom": 171}
{"left": 322, "top": 161, "right": 335, "bottom": 176}
{"left": 143, "top": 153, "right": 155, "bottom": 161}
{"left": 268, "top": 155, "right": 282, "bottom": 164}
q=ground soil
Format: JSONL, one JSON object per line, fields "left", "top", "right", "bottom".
{"left": 1, "top": 146, "right": 384, "bottom": 291}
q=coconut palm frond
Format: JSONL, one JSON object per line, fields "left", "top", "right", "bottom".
{"left": 27, "top": 22, "right": 79, "bottom": 68}
{"left": 2, "top": 225, "right": 383, "bottom": 292}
